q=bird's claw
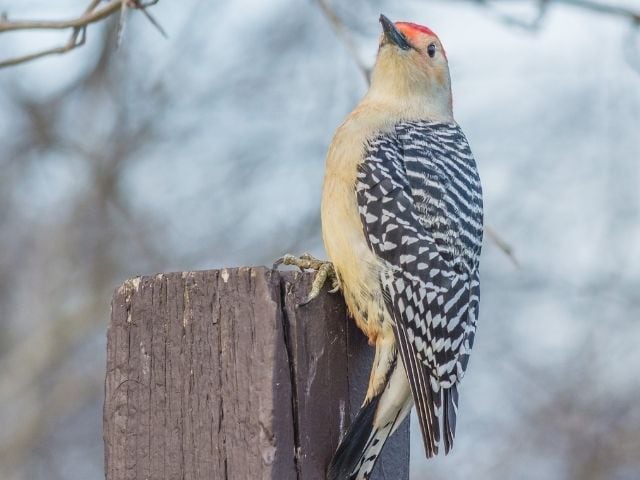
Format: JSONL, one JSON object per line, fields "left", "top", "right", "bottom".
{"left": 273, "top": 254, "right": 296, "bottom": 270}
{"left": 272, "top": 253, "right": 340, "bottom": 306}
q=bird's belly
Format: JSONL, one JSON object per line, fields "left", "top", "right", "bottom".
{"left": 321, "top": 179, "right": 390, "bottom": 344}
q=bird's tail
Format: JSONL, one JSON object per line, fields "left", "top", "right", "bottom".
{"left": 326, "top": 357, "right": 412, "bottom": 480}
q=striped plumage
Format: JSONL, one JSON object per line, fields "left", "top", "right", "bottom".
{"left": 323, "top": 15, "right": 483, "bottom": 480}
{"left": 357, "top": 120, "right": 482, "bottom": 457}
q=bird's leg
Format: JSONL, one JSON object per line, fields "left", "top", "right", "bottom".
{"left": 273, "top": 253, "right": 340, "bottom": 305}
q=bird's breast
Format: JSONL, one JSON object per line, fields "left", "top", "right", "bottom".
{"left": 320, "top": 122, "right": 392, "bottom": 344}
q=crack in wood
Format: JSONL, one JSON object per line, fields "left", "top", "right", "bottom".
{"left": 104, "top": 268, "right": 409, "bottom": 479}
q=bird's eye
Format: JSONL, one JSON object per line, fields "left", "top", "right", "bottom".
{"left": 427, "top": 43, "right": 437, "bottom": 58}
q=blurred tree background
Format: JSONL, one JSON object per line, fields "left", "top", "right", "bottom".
{"left": 0, "top": 1, "right": 639, "bottom": 479}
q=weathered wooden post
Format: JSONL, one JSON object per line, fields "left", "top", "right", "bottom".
{"left": 104, "top": 267, "right": 409, "bottom": 479}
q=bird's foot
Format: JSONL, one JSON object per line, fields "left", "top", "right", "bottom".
{"left": 273, "top": 253, "right": 340, "bottom": 305}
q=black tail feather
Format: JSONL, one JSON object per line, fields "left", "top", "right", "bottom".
{"left": 443, "top": 385, "right": 459, "bottom": 454}
{"left": 394, "top": 320, "right": 440, "bottom": 457}
{"left": 326, "top": 394, "right": 381, "bottom": 480}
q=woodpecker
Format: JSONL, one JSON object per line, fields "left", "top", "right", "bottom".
{"left": 319, "top": 15, "right": 483, "bottom": 480}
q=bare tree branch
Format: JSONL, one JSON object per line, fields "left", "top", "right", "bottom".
{"left": 314, "top": 0, "right": 371, "bottom": 83}
{"left": 0, "top": 0, "right": 122, "bottom": 32}
{"left": 623, "top": 24, "right": 640, "bottom": 73}
{"left": 0, "top": 0, "right": 165, "bottom": 69}
{"left": 117, "top": 0, "right": 129, "bottom": 48}
{"left": 471, "top": 0, "right": 550, "bottom": 31}
{"left": 0, "top": 25, "right": 87, "bottom": 69}
{"left": 484, "top": 225, "right": 520, "bottom": 267}
{"left": 133, "top": 0, "right": 167, "bottom": 38}
{"left": 466, "top": 0, "right": 640, "bottom": 31}
{"left": 556, "top": 0, "right": 640, "bottom": 23}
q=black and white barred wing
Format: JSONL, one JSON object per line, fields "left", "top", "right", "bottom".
{"left": 356, "top": 126, "right": 482, "bottom": 457}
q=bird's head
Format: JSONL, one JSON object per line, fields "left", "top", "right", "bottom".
{"left": 369, "top": 14, "right": 453, "bottom": 121}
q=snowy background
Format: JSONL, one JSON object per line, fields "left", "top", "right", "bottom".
{"left": 0, "top": 1, "right": 639, "bottom": 479}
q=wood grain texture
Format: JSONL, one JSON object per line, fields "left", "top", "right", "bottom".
{"left": 104, "top": 267, "right": 409, "bottom": 480}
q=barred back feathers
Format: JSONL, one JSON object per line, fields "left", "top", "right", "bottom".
{"left": 357, "top": 120, "right": 482, "bottom": 456}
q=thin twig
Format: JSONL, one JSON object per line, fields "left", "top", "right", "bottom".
{"left": 484, "top": 225, "right": 520, "bottom": 267}
{"left": 0, "top": 0, "right": 118, "bottom": 68}
{"left": 118, "top": 0, "right": 167, "bottom": 49}
{"left": 0, "top": 23, "right": 87, "bottom": 69}
{"left": 473, "top": 0, "right": 550, "bottom": 31}
{"left": 468, "top": 0, "right": 640, "bottom": 29}
{"left": 83, "top": 0, "right": 103, "bottom": 15}
{"left": 132, "top": 0, "right": 167, "bottom": 38}
{"left": 623, "top": 25, "right": 640, "bottom": 73}
{"left": 556, "top": 0, "right": 640, "bottom": 23}
{"left": 0, "top": 0, "right": 166, "bottom": 68}
{"left": 117, "top": 0, "right": 128, "bottom": 49}
{"left": 314, "top": 0, "right": 371, "bottom": 83}
{"left": 0, "top": 0, "right": 122, "bottom": 32}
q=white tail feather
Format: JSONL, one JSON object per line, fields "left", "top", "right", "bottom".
{"left": 350, "top": 358, "right": 413, "bottom": 479}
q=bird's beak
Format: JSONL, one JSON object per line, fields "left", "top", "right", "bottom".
{"left": 379, "top": 14, "right": 411, "bottom": 51}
